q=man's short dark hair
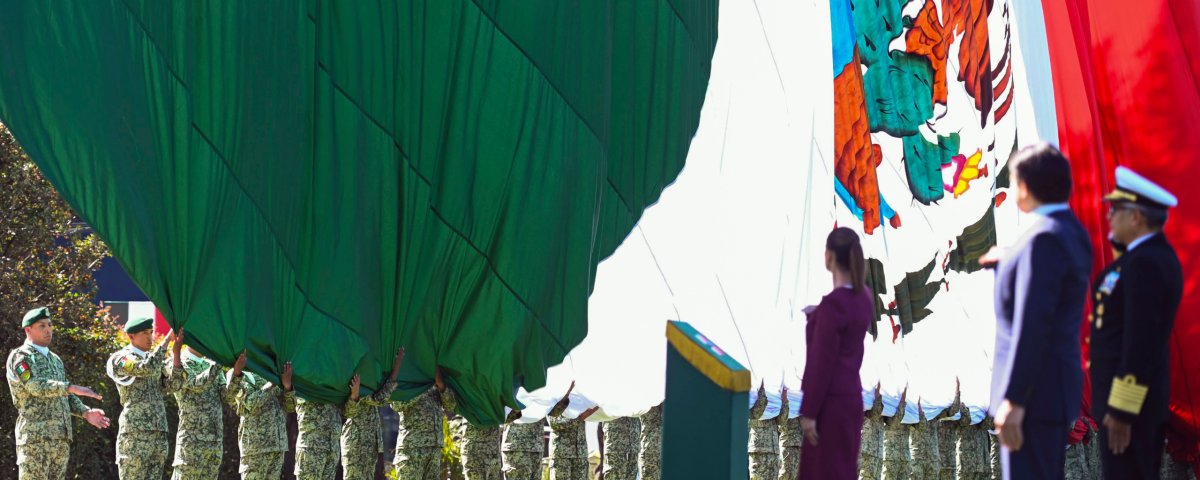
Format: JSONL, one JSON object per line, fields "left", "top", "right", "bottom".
{"left": 1010, "top": 143, "right": 1073, "bottom": 204}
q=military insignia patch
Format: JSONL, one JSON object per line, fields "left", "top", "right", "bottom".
{"left": 120, "top": 356, "right": 138, "bottom": 372}
{"left": 15, "top": 361, "right": 31, "bottom": 383}
{"left": 1099, "top": 270, "right": 1121, "bottom": 295}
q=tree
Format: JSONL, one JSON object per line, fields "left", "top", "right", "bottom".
{"left": 0, "top": 122, "right": 124, "bottom": 477}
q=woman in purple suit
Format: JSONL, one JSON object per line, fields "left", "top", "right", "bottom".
{"left": 798, "top": 227, "right": 873, "bottom": 480}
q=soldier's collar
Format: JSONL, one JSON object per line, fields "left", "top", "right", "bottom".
{"left": 127, "top": 344, "right": 149, "bottom": 357}
{"left": 23, "top": 339, "right": 50, "bottom": 357}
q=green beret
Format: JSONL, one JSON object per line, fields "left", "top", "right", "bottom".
{"left": 124, "top": 317, "right": 155, "bottom": 334}
{"left": 21, "top": 307, "right": 50, "bottom": 328}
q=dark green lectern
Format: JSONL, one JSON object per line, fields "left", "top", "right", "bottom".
{"left": 662, "top": 320, "right": 751, "bottom": 479}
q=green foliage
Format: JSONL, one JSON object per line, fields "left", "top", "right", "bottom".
{"left": 0, "top": 123, "right": 124, "bottom": 477}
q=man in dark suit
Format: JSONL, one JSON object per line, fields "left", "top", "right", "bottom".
{"left": 985, "top": 143, "right": 1093, "bottom": 479}
{"left": 1090, "top": 166, "right": 1183, "bottom": 479}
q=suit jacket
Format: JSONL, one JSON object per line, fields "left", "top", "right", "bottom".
{"left": 991, "top": 209, "right": 1093, "bottom": 422}
{"left": 1090, "top": 233, "right": 1183, "bottom": 424}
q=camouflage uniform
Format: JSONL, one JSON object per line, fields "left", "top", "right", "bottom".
{"left": 1085, "top": 426, "right": 1101, "bottom": 479}
{"left": 935, "top": 421, "right": 958, "bottom": 480}
{"left": 1064, "top": 441, "right": 1087, "bottom": 480}
{"left": 880, "top": 399, "right": 911, "bottom": 480}
{"left": 7, "top": 341, "right": 94, "bottom": 480}
{"left": 453, "top": 418, "right": 502, "bottom": 480}
{"left": 640, "top": 403, "right": 663, "bottom": 480}
{"left": 502, "top": 420, "right": 545, "bottom": 480}
{"left": 1161, "top": 449, "right": 1196, "bottom": 480}
{"left": 909, "top": 409, "right": 941, "bottom": 480}
{"left": 748, "top": 390, "right": 780, "bottom": 480}
{"left": 226, "top": 371, "right": 296, "bottom": 480}
{"left": 341, "top": 379, "right": 397, "bottom": 480}
{"left": 295, "top": 397, "right": 343, "bottom": 479}
{"left": 984, "top": 418, "right": 999, "bottom": 480}
{"left": 107, "top": 342, "right": 181, "bottom": 480}
{"left": 859, "top": 400, "right": 885, "bottom": 480}
{"left": 602, "top": 416, "right": 641, "bottom": 480}
{"left": 954, "top": 410, "right": 990, "bottom": 480}
{"left": 548, "top": 407, "right": 589, "bottom": 480}
{"left": 390, "top": 387, "right": 454, "bottom": 480}
{"left": 171, "top": 356, "right": 231, "bottom": 480}
{"left": 779, "top": 416, "right": 803, "bottom": 480}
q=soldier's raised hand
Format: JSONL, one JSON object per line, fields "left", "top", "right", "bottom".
{"left": 168, "top": 328, "right": 185, "bottom": 367}
{"left": 389, "top": 347, "right": 406, "bottom": 382}
{"left": 68, "top": 384, "right": 102, "bottom": 400}
{"left": 281, "top": 361, "right": 294, "bottom": 391}
{"left": 82, "top": 408, "right": 110, "bottom": 429}
{"left": 231, "top": 351, "right": 247, "bottom": 377}
{"left": 349, "top": 374, "right": 361, "bottom": 402}
{"left": 434, "top": 368, "right": 446, "bottom": 393}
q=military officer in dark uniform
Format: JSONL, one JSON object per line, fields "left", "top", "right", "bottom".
{"left": 1090, "top": 166, "right": 1184, "bottom": 479}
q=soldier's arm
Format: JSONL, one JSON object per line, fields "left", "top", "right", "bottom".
{"left": 163, "top": 360, "right": 190, "bottom": 393}
{"left": 749, "top": 385, "right": 768, "bottom": 420}
{"left": 344, "top": 395, "right": 366, "bottom": 419}
{"left": 221, "top": 371, "right": 241, "bottom": 406}
{"left": 440, "top": 386, "right": 458, "bottom": 414}
{"left": 68, "top": 393, "right": 89, "bottom": 417}
{"left": 365, "top": 379, "right": 399, "bottom": 407}
{"left": 8, "top": 351, "right": 70, "bottom": 399}
{"left": 1109, "top": 258, "right": 1173, "bottom": 422}
{"left": 279, "top": 386, "right": 297, "bottom": 413}
{"left": 238, "top": 379, "right": 275, "bottom": 415}
{"left": 113, "top": 342, "right": 168, "bottom": 380}
{"left": 179, "top": 362, "right": 222, "bottom": 393}
{"left": 775, "top": 389, "right": 790, "bottom": 427}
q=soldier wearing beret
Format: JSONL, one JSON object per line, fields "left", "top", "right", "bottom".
{"left": 7, "top": 307, "right": 111, "bottom": 480}
{"left": 107, "top": 317, "right": 185, "bottom": 480}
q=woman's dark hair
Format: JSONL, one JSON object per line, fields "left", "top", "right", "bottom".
{"left": 826, "top": 227, "right": 866, "bottom": 293}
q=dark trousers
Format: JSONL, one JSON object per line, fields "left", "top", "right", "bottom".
{"left": 1098, "top": 420, "right": 1165, "bottom": 480}
{"left": 1000, "top": 420, "right": 1072, "bottom": 480}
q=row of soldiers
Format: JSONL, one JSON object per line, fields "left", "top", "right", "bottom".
{"left": 743, "top": 383, "right": 1196, "bottom": 480}
{"left": 6, "top": 307, "right": 672, "bottom": 480}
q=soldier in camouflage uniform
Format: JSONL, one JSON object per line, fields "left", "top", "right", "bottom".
{"left": 910, "top": 393, "right": 959, "bottom": 480}
{"left": 502, "top": 412, "right": 545, "bottom": 480}
{"left": 454, "top": 414, "right": 505, "bottom": 480}
{"left": 1064, "top": 438, "right": 1087, "bottom": 480}
{"left": 341, "top": 348, "right": 403, "bottom": 480}
{"left": 226, "top": 354, "right": 296, "bottom": 480}
{"left": 1085, "top": 425, "right": 1101, "bottom": 479}
{"left": 107, "top": 318, "right": 184, "bottom": 480}
{"left": 640, "top": 403, "right": 663, "bottom": 480}
{"left": 8, "top": 307, "right": 110, "bottom": 480}
{"left": 391, "top": 368, "right": 456, "bottom": 480}
{"left": 983, "top": 417, "right": 999, "bottom": 480}
{"left": 548, "top": 390, "right": 599, "bottom": 480}
{"left": 909, "top": 405, "right": 940, "bottom": 480}
{"left": 859, "top": 387, "right": 885, "bottom": 480}
{"left": 295, "top": 396, "right": 343, "bottom": 479}
{"left": 881, "top": 391, "right": 912, "bottom": 480}
{"left": 954, "top": 407, "right": 991, "bottom": 480}
{"left": 602, "top": 416, "right": 641, "bottom": 480}
{"left": 1160, "top": 447, "right": 1196, "bottom": 480}
{"left": 779, "top": 411, "right": 803, "bottom": 480}
{"left": 171, "top": 345, "right": 237, "bottom": 480}
{"left": 748, "top": 384, "right": 781, "bottom": 480}
{"left": 936, "top": 415, "right": 960, "bottom": 479}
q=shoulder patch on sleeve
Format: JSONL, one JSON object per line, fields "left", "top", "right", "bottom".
{"left": 119, "top": 355, "right": 138, "bottom": 372}
{"left": 15, "top": 361, "right": 31, "bottom": 383}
